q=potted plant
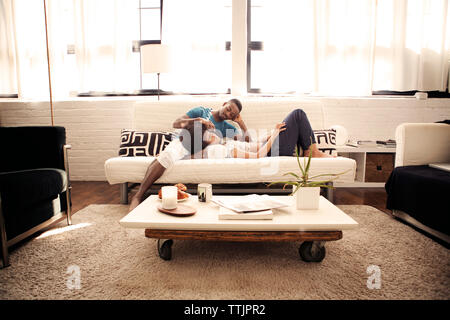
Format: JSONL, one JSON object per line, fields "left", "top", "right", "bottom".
{"left": 268, "top": 146, "right": 350, "bottom": 210}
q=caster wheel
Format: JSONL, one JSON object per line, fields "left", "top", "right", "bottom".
{"left": 157, "top": 239, "right": 173, "bottom": 261}
{"left": 299, "top": 241, "right": 326, "bottom": 262}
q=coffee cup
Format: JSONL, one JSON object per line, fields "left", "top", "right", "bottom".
{"left": 161, "top": 186, "right": 178, "bottom": 209}
{"left": 197, "top": 183, "right": 212, "bottom": 202}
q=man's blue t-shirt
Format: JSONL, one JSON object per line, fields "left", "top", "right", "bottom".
{"left": 186, "top": 106, "right": 238, "bottom": 139}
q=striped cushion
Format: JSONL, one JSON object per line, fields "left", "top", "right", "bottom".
{"left": 118, "top": 129, "right": 173, "bottom": 157}
{"left": 314, "top": 129, "right": 337, "bottom": 155}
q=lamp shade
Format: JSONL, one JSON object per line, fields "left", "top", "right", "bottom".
{"left": 141, "top": 44, "right": 171, "bottom": 74}
{"left": 330, "top": 124, "right": 349, "bottom": 146}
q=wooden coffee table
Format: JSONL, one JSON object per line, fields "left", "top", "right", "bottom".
{"left": 119, "top": 195, "right": 358, "bottom": 262}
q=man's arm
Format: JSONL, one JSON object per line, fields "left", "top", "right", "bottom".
{"left": 232, "top": 114, "right": 252, "bottom": 142}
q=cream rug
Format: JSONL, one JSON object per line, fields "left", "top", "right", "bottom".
{"left": 0, "top": 204, "right": 449, "bottom": 300}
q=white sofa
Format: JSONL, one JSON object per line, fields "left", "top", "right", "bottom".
{"left": 104, "top": 99, "right": 357, "bottom": 204}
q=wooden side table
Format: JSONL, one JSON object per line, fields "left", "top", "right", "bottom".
{"left": 335, "top": 145, "right": 396, "bottom": 188}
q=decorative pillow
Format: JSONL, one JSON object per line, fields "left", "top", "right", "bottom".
{"left": 118, "top": 129, "right": 173, "bottom": 157}
{"left": 313, "top": 129, "right": 337, "bottom": 156}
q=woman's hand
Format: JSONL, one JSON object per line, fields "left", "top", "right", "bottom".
{"left": 198, "top": 118, "right": 215, "bottom": 130}
{"left": 273, "top": 122, "right": 286, "bottom": 134}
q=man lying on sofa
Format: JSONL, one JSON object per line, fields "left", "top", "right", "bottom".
{"left": 128, "top": 99, "right": 333, "bottom": 212}
{"left": 129, "top": 99, "right": 249, "bottom": 211}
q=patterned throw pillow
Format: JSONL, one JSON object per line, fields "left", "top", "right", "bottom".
{"left": 313, "top": 129, "right": 337, "bottom": 155}
{"left": 118, "top": 129, "right": 173, "bottom": 157}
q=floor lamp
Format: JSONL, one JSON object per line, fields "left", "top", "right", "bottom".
{"left": 43, "top": 0, "right": 54, "bottom": 125}
{"left": 141, "top": 44, "right": 170, "bottom": 100}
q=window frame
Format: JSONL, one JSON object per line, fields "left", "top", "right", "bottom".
{"left": 247, "top": 0, "right": 263, "bottom": 94}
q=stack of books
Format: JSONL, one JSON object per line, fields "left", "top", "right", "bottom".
{"left": 376, "top": 139, "right": 396, "bottom": 148}
{"left": 357, "top": 140, "right": 378, "bottom": 147}
{"left": 218, "top": 207, "right": 274, "bottom": 220}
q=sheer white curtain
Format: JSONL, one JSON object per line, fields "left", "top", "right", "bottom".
{"left": 8, "top": 0, "right": 50, "bottom": 99}
{"left": 45, "top": 0, "right": 77, "bottom": 98}
{"left": 162, "top": 0, "right": 230, "bottom": 93}
{"left": 0, "top": 0, "right": 73, "bottom": 99}
{"left": 257, "top": 0, "right": 449, "bottom": 95}
{"left": 1, "top": 0, "right": 139, "bottom": 98}
{"left": 373, "top": 0, "right": 449, "bottom": 92}
{"left": 72, "top": 0, "right": 140, "bottom": 93}
{"left": 314, "top": 0, "right": 377, "bottom": 95}
{"left": 0, "top": 0, "right": 17, "bottom": 96}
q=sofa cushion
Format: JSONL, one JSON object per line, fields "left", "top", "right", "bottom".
{"left": 119, "top": 129, "right": 173, "bottom": 157}
{"left": 314, "top": 129, "right": 336, "bottom": 155}
{"left": 385, "top": 165, "right": 450, "bottom": 236}
{"left": 104, "top": 156, "right": 356, "bottom": 185}
{"left": 0, "top": 126, "right": 66, "bottom": 173}
{"left": 0, "top": 168, "right": 67, "bottom": 210}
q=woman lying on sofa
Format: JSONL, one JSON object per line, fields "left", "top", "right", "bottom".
{"left": 183, "top": 121, "right": 287, "bottom": 159}
{"left": 181, "top": 109, "right": 333, "bottom": 159}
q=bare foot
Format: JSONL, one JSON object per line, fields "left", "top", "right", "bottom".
{"left": 129, "top": 196, "right": 142, "bottom": 212}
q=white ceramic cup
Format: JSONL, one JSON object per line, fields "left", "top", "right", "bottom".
{"left": 161, "top": 186, "right": 178, "bottom": 209}
{"left": 197, "top": 183, "right": 212, "bottom": 202}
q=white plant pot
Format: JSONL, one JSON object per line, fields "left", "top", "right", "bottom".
{"left": 295, "top": 187, "right": 320, "bottom": 210}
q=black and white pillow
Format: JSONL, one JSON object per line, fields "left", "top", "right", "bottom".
{"left": 313, "top": 129, "right": 337, "bottom": 155}
{"left": 118, "top": 129, "right": 173, "bottom": 157}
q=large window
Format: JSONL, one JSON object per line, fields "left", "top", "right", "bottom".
{"left": 160, "top": 0, "right": 231, "bottom": 94}
{"left": 248, "top": 0, "right": 450, "bottom": 96}
{"left": 1, "top": 0, "right": 448, "bottom": 98}
{"left": 0, "top": 0, "right": 231, "bottom": 98}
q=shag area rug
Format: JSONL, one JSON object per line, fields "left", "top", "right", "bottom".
{"left": 1, "top": 204, "right": 449, "bottom": 300}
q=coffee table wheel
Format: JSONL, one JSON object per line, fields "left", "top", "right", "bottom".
{"left": 157, "top": 239, "right": 173, "bottom": 261}
{"left": 299, "top": 241, "right": 326, "bottom": 263}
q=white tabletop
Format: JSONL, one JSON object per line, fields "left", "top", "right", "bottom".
{"left": 119, "top": 195, "right": 358, "bottom": 232}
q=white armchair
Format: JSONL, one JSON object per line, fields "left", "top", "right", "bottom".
{"left": 395, "top": 123, "right": 450, "bottom": 167}
{"left": 386, "top": 122, "right": 450, "bottom": 244}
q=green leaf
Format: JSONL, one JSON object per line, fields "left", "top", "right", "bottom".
{"left": 267, "top": 181, "right": 299, "bottom": 189}
{"left": 283, "top": 172, "right": 301, "bottom": 180}
{"left": 295, "top": 148, "right": 306, "bottom": 177}
{"left": 304, "top": 139, "right": 313, "bottom": 175}
{"left": 306, "top": 179, "right": 337, "bottom": 185}
{"left": 266, "top": 138, "right": 351, "bottom": 194}
{"left": 309, "top": 169, "right": 351, "bottom": 180}
{"left": 291, "top": 183, "right": 301, "bottom": 195}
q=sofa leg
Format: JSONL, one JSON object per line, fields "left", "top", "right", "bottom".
{"left": 0, "top": 197, "right": 10, "bottom": 268}
{"left": 120, "top": 183, "right": 129, "bottom": 205}
{"left": 325, "top": 182, "right": 334, "bottom": 203}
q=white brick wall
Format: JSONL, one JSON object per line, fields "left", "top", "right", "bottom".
{"left": 0, "top": 95, "right": 449, "bottom": 181}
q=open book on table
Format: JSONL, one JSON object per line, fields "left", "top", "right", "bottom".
{"left": 211, "top": 194, "right": 290, "bottom": 213}
{"left": 218, "top": 207, "right": 273, "bottom": 220}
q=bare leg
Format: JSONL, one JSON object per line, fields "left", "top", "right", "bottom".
{"left": 129, "top": 160, "right": 166, "bottom": 212}
{"left": 303, "top": 143, "right": 335, "bottom": 158}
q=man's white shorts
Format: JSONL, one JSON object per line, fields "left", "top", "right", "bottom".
{"left": 156, "top": 139, "right": 189, "bottom": 169}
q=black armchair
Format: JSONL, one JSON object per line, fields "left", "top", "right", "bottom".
{"left": 0, "top": 126, "right": 72, "bottom": 268}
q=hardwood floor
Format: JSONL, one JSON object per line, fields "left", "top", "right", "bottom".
{"left": 70, "top": 181, "right": 391, "bottom": 215}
